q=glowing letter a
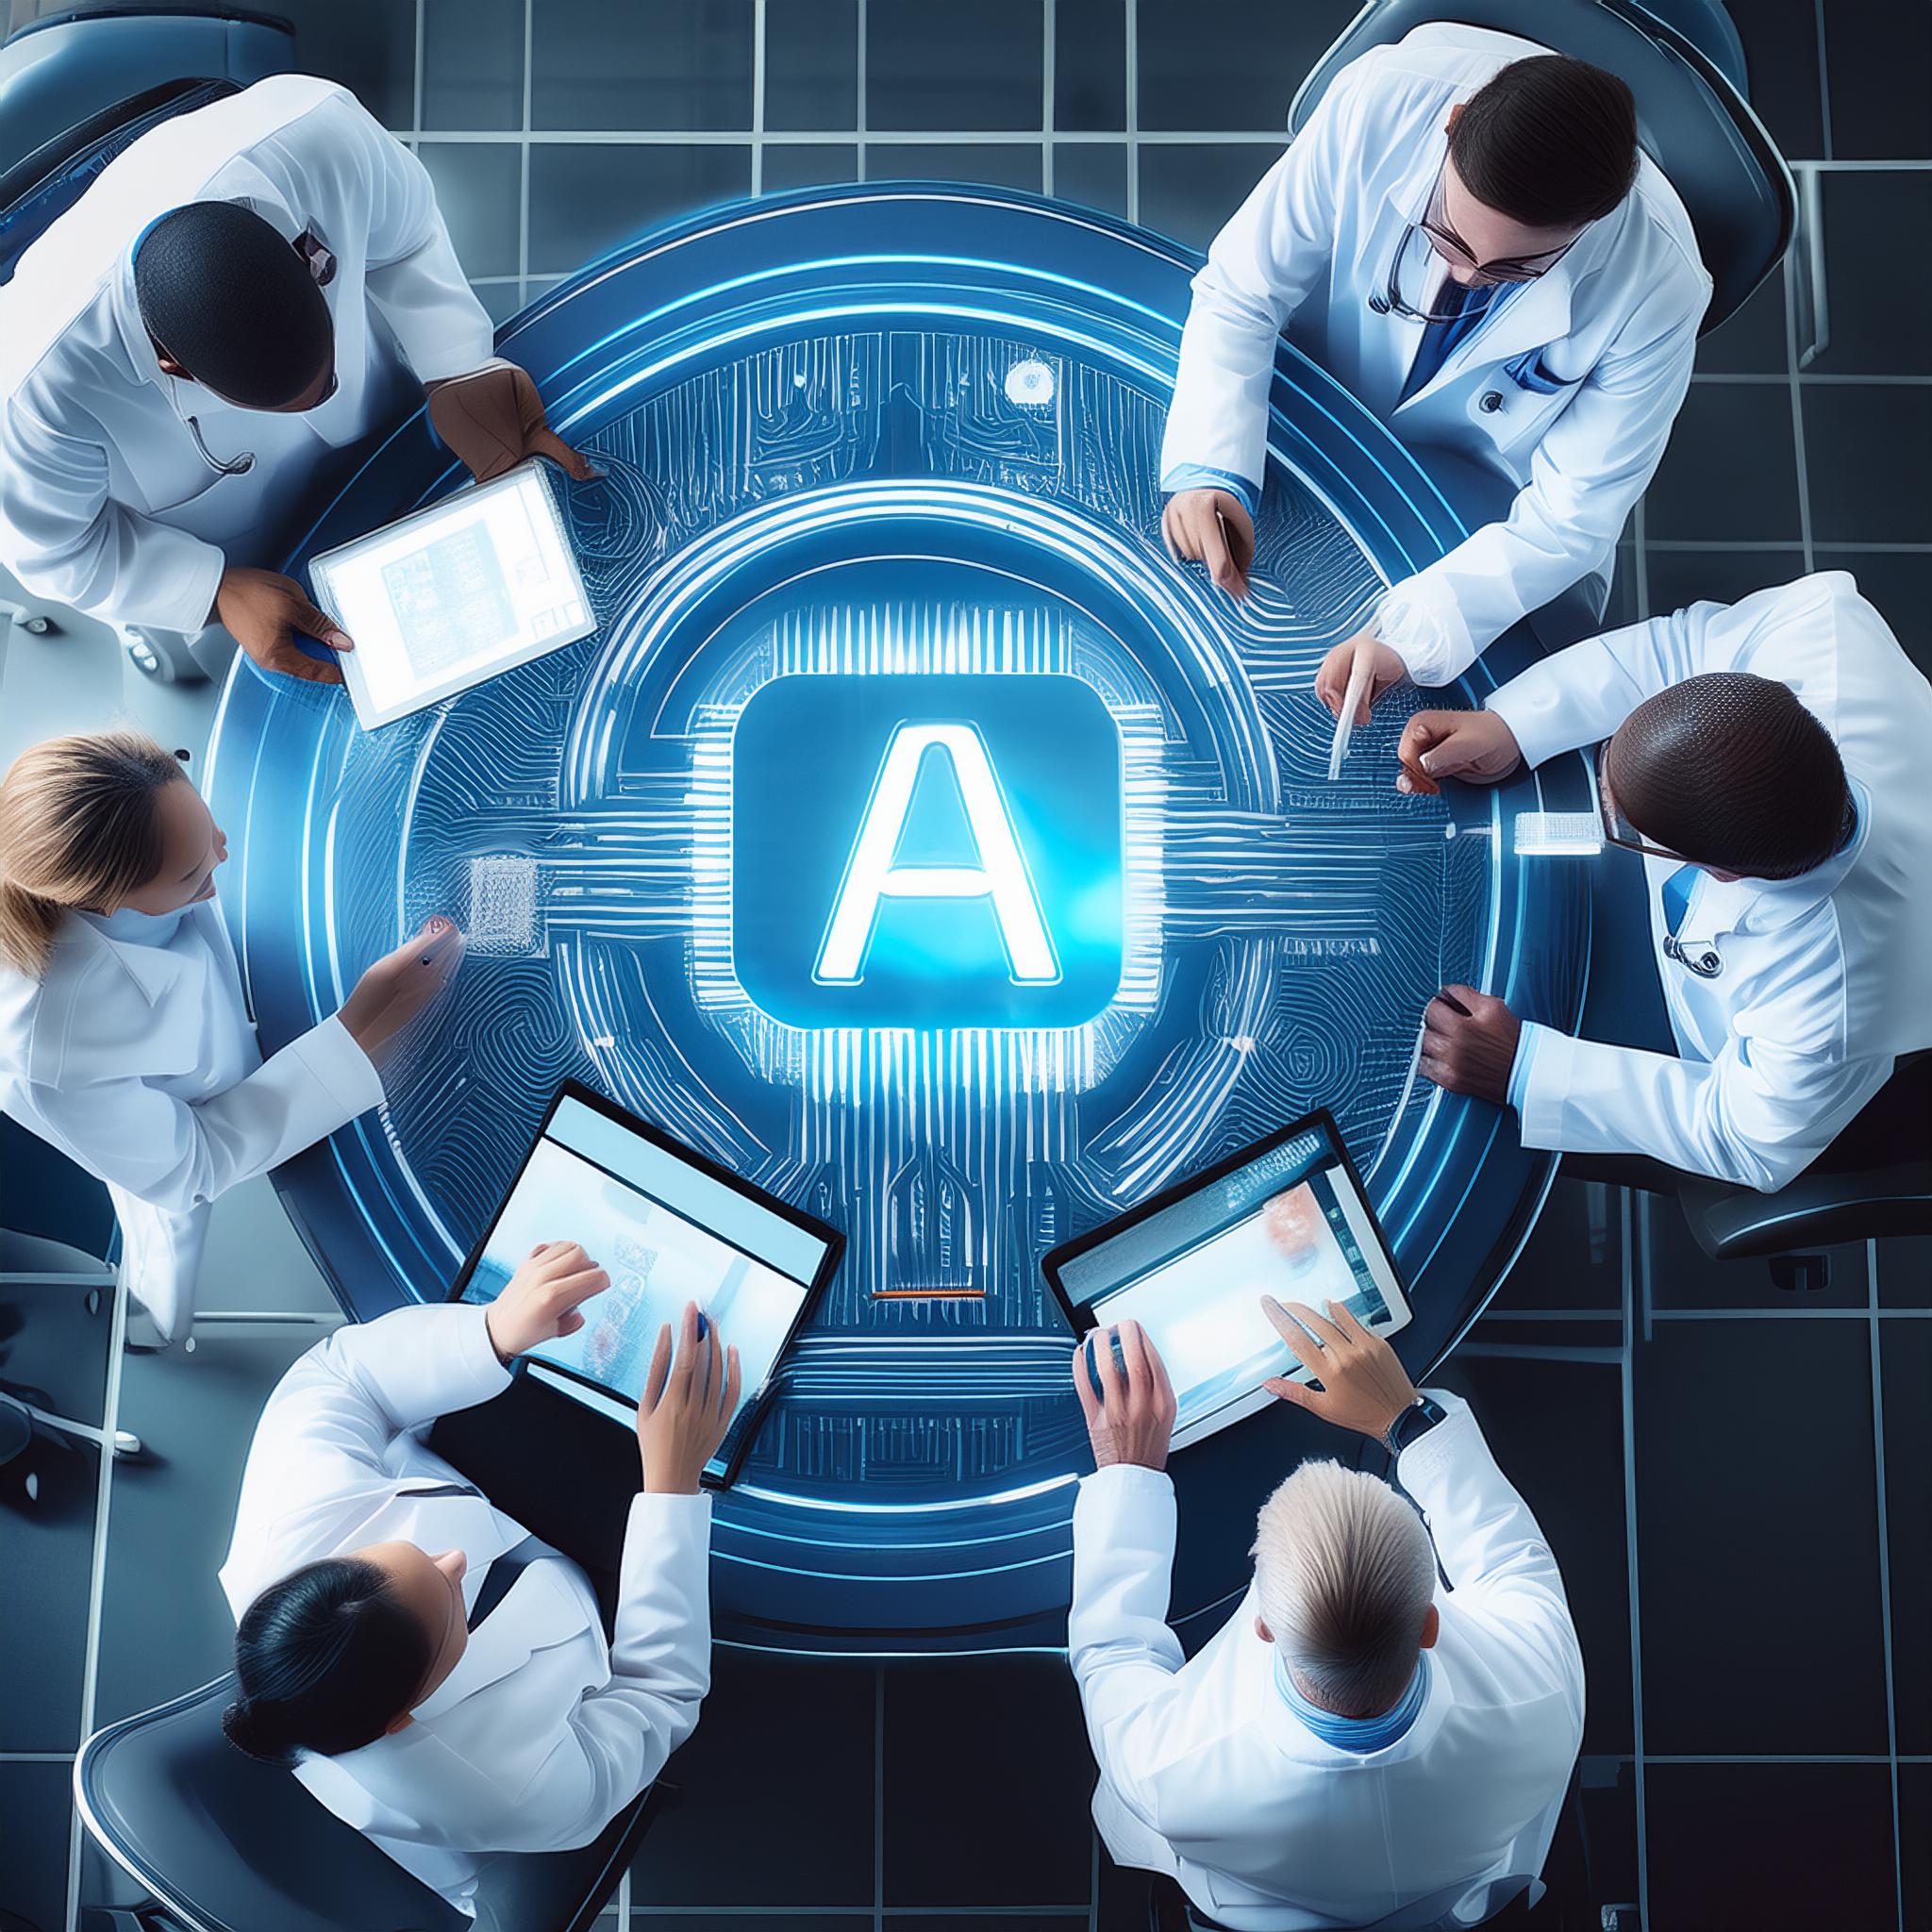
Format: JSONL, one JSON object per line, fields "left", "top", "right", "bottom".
{"left": 813, "top": 724, "right": 1059, "bottom": 986}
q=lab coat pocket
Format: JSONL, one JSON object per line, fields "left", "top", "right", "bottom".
{"left": 1508, "top": 352, "right": 1576, "bottom": 397}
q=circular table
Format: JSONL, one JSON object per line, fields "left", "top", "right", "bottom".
{"left": 208, "top": 186, "right": 1591, "bottom": 1653}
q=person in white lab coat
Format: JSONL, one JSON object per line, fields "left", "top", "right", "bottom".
{"left": 0, "top": 730, "right": 461, "bottom": 1343}
{"left": 1159, "top": 25, "right": 1708, "bottom": 716}
{"left": 1397, "top": 573, "right": 1932, "bottom": 1192}
{"left": 219, "top": 1264, "right": 740, "bottom": 1913}
{"left": 1068, "top": 1307, "right": 1583, "bottom": 1931}
{"left": 0, "top": 75, "right": 593, "bottom": 684}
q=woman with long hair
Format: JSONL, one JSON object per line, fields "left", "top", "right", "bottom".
{"left": 0, "top": 728, "right": 461, "bottom": 1345}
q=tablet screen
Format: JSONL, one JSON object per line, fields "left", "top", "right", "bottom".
{"left": 1046, "top": 1116, "right": 1410, "bottom": 1446}
{"left": 453, "top": 1089, "right": 840, "bottom": 1483}
{"left": 312, "top": 461, "right": 595, "bottom": 728}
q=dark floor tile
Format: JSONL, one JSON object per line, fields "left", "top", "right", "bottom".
{"left": 867, "top": 0, "right": 1043, "bottom": 132}
{"left": 1803, "top": 384, "right": 1932, "bottom": 545}
{"left": 1730, "top": 0, "right": 1825, "bottom": 160}
{"left": 882, "top": 1658, "right": 1093, "bottom": 1907}
{"left": 762, "top": 145, "right": 861, "bottom": 193}
{"left": 631, "top": 1922, "right": 868, "bottom": 1931}
{"left": 1641, "top": 382, "right": 1801, "bottom": 541}
{"left": 1823, "top": 0, "right": 1932, "bottom": 158}
{"left": 1605, "top": 542, "right": 1641, "bottom": 631}
{"left": 1427, "top": 1356, "right": 1633, "bottom": 1755}
{"left": 475, "top": 280, "right": 525, "bottom": 328}
{"left": 1642, "top": 1190, "right": 1870, "bottom": 1310}
{"left": 422, "top": 0, "right": 525, "bottom": 131}
{"left": 1693, "top": 261, "right": 1788, "bottom": 376}
{"left": 94, "top": 1327, "right": 326, "bottom": 1728}
{"left": 1634, "top": 1319, "right": 1889, "bottom": 1755}
{"left": 1488, "top": 1176, "right": 1623, "bottom": 1313}
{"left": 1137, "top": 144, "right": 1279, "bottom": 254}
{"left": 1096, "top": 1840, "right": 1158, "bottom": 1928}
{"left": 1872, "top": 1233, "right": 1932, "bottom": 1310}
{"left": 868, "top": 144, "right": 1043, "bottom": 192}
{"left": 1880, "top": 1318, "right": 1930, "bottom": 1755}
{"left": 417, "top": 142, "right": 524, "bottom": 280}
{"left": 1643, "top": 1762, "right": 1896, "bottom": 1932}
{"left": 1641, "top": 546, "right": 1806, "bottom": 621}
{"left": 526, "top": 144, "right": 752, "bottom": 275}
{"left": 764, "top": 0, "right": 858, "bottom": 131}
{"left": 1815, "top": 551, "right": 1932, "bottom": 687}
{"left": 0, "top": 1424, "right": 97, "bottom": 1752}
{"left": 0, "top": 1759, "right": 72, "bottom": 1932}
{"left": 1805, "top": 173, "right": 1932, "bottom": 375}
{"left": 1902, "top": 1763, "right": 1932, "bottom": 1932}
{"left": 1056, "top": 0, "right": 1125, "bottom": 132}
{"left": 530, "top": 0, "right": 755, "bottom": 131}
{"left": 889, "top": 1920, "right": 1086, "bottom": 1929}
{"left": 1136, "top": 0, "right": 1352, "bottom": 131}
{"left": 274, "top": 0, "right": 419, "bottom": 129}
{"left": 0, "top": 1267, "right": 114, "bottom": 1432}
{"left": 629, "top": 1655, "right": 874, "bottom": 1905}
{"left": 1053, "top": 142, "right": 1129, "bottom": 218}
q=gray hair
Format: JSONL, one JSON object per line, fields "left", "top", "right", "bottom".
{"left": 1251, "top": 1459, "right": 1438, "bottom": 1719}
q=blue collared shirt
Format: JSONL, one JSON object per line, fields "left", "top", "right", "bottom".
{"left": 1274, "top": 1646, "right": 1430, "bottom": 1752}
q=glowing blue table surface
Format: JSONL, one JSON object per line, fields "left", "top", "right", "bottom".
{"left": 208, "top": 186, "right": 1591, "bottom": 1652}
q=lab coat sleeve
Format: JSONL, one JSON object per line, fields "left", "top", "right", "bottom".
{"left": 0, "top": 396, "right": 226, "bottom": 634}
{"left": 1158, "top": 61, "right": 1367, "bottom": 493}
{"left": 489, "top": 1492, "right": 714, "bottom": 1851}
{"left": 1377, "top": 273, "right": 1706, "bottom": 689}
{"left": 1397, "top": 1394, "right": 1584, "bottom": 1729}
{"left": 302, "top": 92, "right": 494, "bottom": 383}
{"left": 1513, "top": 1019, "right": 1894, "bottom": 1193}
{"left": 21, "top": 1008, "right": 382, "bottom": 1220}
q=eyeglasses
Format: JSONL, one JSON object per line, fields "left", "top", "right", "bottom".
{"left": 1592, "top": 740, "right": 1686, "bottom": 860}
{"left": 1373, "top": 162, "right": 1583, "bottom": 325}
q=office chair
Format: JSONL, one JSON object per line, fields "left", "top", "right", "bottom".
{"left": 76, "top": 1673, "right": 658, "bottom": 1932}
{"left": 1290, "top": 0, "right": 1794, "bottom": 335}
{"left": 1155, "top": 1874, "right": 1536, "bottom": 1930}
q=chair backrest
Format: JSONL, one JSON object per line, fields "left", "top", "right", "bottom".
{"left": 1288, "top": 0, "right": 1793, "bottom": 335}
{"left": 76, "top": 1672, "right": 654, "bottom": 1932}
{"left": 0, "top": 1117, "right": 115, "bottom": 1262}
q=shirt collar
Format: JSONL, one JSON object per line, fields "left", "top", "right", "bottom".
{"left": 1274, "top": 1646, "right": 1430, "bottom": 1753}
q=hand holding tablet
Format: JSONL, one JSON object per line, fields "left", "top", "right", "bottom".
{"left": 1072, "top": 1319, "right": 1177, "bottom": 1473}
{"left": 639, "top": 1301, "right": 743, "bottom": 1495}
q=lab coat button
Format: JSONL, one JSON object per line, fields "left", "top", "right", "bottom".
{"left": 1479, "top": 391, "right": 1504, "bottom": 413}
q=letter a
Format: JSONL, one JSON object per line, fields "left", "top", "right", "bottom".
{"left": 814, "top": 724, "right": 1059, "bottom": 985}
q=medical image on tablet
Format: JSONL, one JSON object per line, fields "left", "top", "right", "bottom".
{"left": 1048, "top": 1118, "right": 1410, "bottom": 1445}
{"left": 456, "top": 1091, "right": 837, "bottom": 1480}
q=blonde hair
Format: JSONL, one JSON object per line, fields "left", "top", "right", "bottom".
{"left": 0, "top": 730, "right": 182, "bottom": 978}
{"left": 1251, "top": 1459, "right": 1438, "bottom": 1719}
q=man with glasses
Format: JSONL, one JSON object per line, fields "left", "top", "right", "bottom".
{"left": 0, "top": 76, "right": 593, "bottom": 684}
{"left": 1160, "top": 25, "right": 1708, "bottom": 717}
{"left": 1390, "top": 573, "right": 1932, "bottom": 1192}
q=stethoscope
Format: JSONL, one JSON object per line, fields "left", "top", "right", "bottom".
{"left": 1661, "top": 932, "right": 1724, "bottom": 980}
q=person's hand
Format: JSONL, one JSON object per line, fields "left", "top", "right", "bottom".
{"left": 1394, "top": 709, "right": 1523, "bottom": 795}
{"left": 484, "top": 1241, "right": 610, "bottom": 1361}
{"left": 212, "top": 565, "right": 353, "bottom": 685}
{"left": 1260, "top": 1296, "right": 1419, "bottom": 1441}
{"left": 637, "top": 1301, "right": 741, "bottom": 1494}
{"left": 1072, "top": 1319, "right": 1177, "bottom": 1472}
{"left": 426, "top": 362, "right": 601, "bottom": 484}
{"left": 1161, "top": 489, "right": 1255, "bottom": 601}
{"left": 1419, "top": 983, "right": 1521, "bottom": 1106}
{"left": 338, "top": 916, "right": 465, "bottom": 1069}
{"left": 1314, "top": 627, "right": 1408, "bottom": 727}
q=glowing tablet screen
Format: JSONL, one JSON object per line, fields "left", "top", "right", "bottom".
{"left": 453, "top": 1087, "right": 841, "bottom": 1485}
{"left": 1044, "top": 1115, "right": 1411, "bottom": 1447}
{"left": 311, "top": 461, "right": 595, "bottom": 728}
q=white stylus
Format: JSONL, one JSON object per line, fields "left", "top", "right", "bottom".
{"left": 1326, "top": 647, "right": 1375, "bottom": 781}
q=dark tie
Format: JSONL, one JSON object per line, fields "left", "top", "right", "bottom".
{"left": 467, "top": 1541, "right": 534, "bottom": 1631}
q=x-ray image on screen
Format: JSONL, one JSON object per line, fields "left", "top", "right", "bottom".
{"left": 459, "top": 1134, "right": 808, "bottom": 1417}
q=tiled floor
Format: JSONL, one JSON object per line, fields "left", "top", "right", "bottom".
{"left": 3, "top": 3, "right": 1930, "bottom": 1930}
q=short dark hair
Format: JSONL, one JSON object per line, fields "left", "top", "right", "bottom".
{"left": 223, "top": 1558, "right": 431, "bottom": 1764}
{"left": 1448, "top": 55, "right": 1640, "bottom": 229}
{"left": 1609, "top": 672, "right": 1852, "bottom": 879}
{"left": 134, "top": 201, "right": 333, "bottom": 408}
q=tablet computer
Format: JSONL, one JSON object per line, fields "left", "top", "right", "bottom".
{"left": 1041, "top": 1110, "right": 1411, "bottom": 1450}
{"left": 310, "top": 460, "right": 596, "bottom": 729}
{"left": 448, "top": 1082, "right": 843, "bottom": 1488}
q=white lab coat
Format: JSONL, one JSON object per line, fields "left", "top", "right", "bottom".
{"left": 0, "top": 901, "right": 381, "bottom": 1339}
{"left": 1069, "top": 1395, "right": 1583, "bottom": 1931}
{"left": 1489, "top": 571, "right": 1932, "bottom": 1192}
{"left": 219, "top": 1302, "right": 712, "bottom": 1913}
{"left": 1162, "top": 23, "right": 1709, "bottom": 687}
{"left": 0, "top": 75, "right": 493, "bottom": 636}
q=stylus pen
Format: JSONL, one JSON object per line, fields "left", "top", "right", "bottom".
{"left": 1326, "top": 647, "right": 1376, "bottom": 781}
{"left": 1435, "top": 988, "right": 1472, "bottom": 1017}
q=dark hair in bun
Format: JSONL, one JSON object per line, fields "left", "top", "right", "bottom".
{"left": 224, "top": 1557, "right": 431, "bottom": 1764}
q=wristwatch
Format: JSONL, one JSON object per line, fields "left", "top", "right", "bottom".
{"left": 1384, "top": 1393, "right": 1448, "bottom": 1456}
